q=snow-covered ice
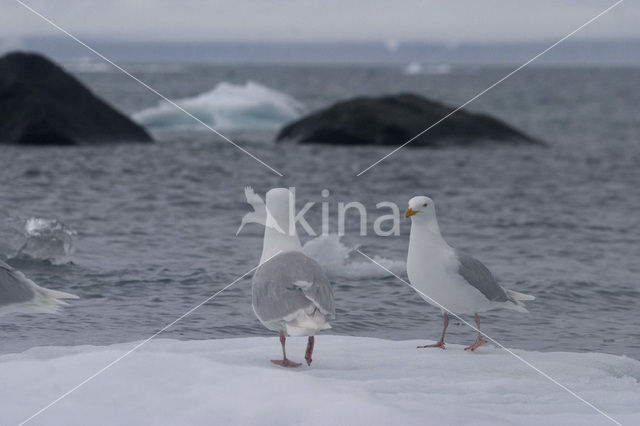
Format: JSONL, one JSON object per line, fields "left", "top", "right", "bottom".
{"left": 1, "top": 336, "right": 638, "bottom": 425}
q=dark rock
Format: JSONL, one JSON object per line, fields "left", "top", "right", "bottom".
{"left": 0, "top": 52, "right": 152, "bottom": 145}
{"left": 276, "top": 93, "right": 542, "bottom": 147}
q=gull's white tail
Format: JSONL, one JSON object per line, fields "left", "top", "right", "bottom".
{"left": 505, "top": 289, "right": 535, "bottom": 313}
{"left": 507, "top": 290, "right": 535, "bottom": 301}
{"left": 27, "top": 285, "right": 79, "bottom": 314}
{"left": 283, "top": 305, "right": 332, "bottom": 337}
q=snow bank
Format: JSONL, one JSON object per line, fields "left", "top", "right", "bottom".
{"left": 133, "top": 81, "right": 304, "bottom": 132}
{"left": 2, "top": 336, "right": 638, "bottom": 425}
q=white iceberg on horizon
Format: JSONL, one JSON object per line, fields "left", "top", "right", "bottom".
{"left": 403, "top": 62, "right": 452, "bottom": 75}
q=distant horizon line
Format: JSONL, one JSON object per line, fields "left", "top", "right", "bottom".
{"left": 5, "top": 35, "right": 640, "bottom": 46}
{"left": 2, "top": 36, "right": 639, "bottom": 65}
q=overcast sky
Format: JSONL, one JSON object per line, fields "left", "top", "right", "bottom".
{"left": 2, "top": 0, "right": 636, "bottom": 46}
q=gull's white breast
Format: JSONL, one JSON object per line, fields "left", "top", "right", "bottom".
{"left": 407, "top": 240, "right": 494, "bottom": 314}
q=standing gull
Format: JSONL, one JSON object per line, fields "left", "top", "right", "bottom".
{"left": 252, "top": 188, "right": 335, "bottom": 367}
{"left": 1, "top": 259, "right": 78, "bottom": 316}
{"left": 405, "top": 196, "right": 534, "bottom": 351}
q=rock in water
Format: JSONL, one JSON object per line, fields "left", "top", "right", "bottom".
{"left": 276, "top": 93, "right": 542, "bottom": 147}
{"left": 0, "top": 52, "right": 152, "bottom": 145}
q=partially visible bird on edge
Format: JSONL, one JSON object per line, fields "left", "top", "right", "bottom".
{"left": 405, "top": 196, "right": 534, "bottom": 351}
{"left": 0, "top": 259, "right": 78, "bottom": 317}
{"left": 251, "top": 188, "right": 335, "bottom": 367}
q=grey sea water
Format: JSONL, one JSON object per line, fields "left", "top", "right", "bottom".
{"left": 0, "top": 64, "right": 638, "bottom": 358}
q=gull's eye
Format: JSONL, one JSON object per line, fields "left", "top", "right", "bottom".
{"left": 423, "top": 203, "right": 428, "bottom": 207}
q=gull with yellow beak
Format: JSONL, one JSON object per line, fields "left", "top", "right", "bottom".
{"left": 405, "top": 196, "right": 534, "bottom": 351}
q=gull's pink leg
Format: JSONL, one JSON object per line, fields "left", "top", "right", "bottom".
{"left": 465, "top": 313, "right": 487, "bottom": 351}
{"left": 304, "top": 336, "right": 314, "bottom": 366}
{"left": 418, "top": 312, "right": 449, "bottom": 349}
{"left": 271, "top": 332, "right": 301, "bottom": 367}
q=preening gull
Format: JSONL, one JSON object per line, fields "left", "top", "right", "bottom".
{"left": 252, "top": 188, "right": 335, "bottom": 367}
{"left": 405, "top": 196, "right": 534, "bottom": 351}
{"left": 0, "top": 259, "right": 78, "bottom": 316}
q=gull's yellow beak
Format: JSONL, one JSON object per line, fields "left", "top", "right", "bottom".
{"left": 405, "top": 207, "right": 418, "bottom": 218}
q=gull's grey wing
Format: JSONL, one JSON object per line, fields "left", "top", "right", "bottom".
{"left": 0, "top": 260, "right": 36, "bottom": 307}
{"left": 456, "top": 251, "right": 510, "bottom": 302}
{"left": 252, "top": 251, "right": 335, "bottom": 323}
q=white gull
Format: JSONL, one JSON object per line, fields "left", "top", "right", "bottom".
{"left": 252, "top": 188, "right": 335, "bottom": 367}
{"left": 405, "top": 196, "right": 534, "bottom": 351}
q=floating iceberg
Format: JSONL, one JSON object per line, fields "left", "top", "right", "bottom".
{"left": 1, "top": 336, "right": 638, "bottom": 425}
{"left": 133, "top": 81, "right": 305, "bottom": 132}
{"left": 64, "top": 57, "right": 112, "bottom": 73}
{"left": 302, "top": 234, "right": 405, "bottom": 279}
{"left": 15, "top": 218, "right": 76, "bottom": 262}
{"left": 404, "top": 61, "right": 424, "bottom": 75}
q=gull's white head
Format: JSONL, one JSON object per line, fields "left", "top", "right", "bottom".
{"left": 405, "top": 195, "right": 437, "bottom": 223}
